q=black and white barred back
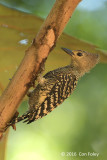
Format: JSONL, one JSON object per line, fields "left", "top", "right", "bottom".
{"left": 8, "top": 48, "right": 99, "bottom": 126}
{"left": 13, "top": 66, "right": 78, "bottom": 124}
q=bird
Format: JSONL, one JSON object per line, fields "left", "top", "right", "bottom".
{"left": 8, "top": 48, "right": 99, "bottom": 125}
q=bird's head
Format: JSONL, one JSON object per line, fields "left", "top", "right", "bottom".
{"left": 62, "top": 47, "right": 99, "bottom": 76}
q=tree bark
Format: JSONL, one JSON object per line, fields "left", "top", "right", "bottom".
{"left": 0, "top": 0, "right": 81, "bottom": 135}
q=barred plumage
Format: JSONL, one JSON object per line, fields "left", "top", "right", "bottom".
{"left": 8, "top": 48, "right": 99, "bottom": 125}
{"left": 16, "top": 68, "right": 78, "bottom": 124}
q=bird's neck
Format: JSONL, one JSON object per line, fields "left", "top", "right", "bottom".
{"left": 69, "top": 64, "right": 86, "bottom": 78}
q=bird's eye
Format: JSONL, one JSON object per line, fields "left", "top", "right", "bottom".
{"left": 77, "top": 52, "right": 83, "bottom": 56}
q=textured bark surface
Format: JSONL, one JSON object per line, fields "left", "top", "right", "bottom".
{"left": 0, "top": 0, "right": 81, "bottom": 135}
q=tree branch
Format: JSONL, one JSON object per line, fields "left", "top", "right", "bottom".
{"left": 0, "top": 0, "right": 81, "bottom": 134}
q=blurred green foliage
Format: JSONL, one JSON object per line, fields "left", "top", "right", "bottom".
{"left": 0, "top": 0, "right": 107, "bottom": 160}
{"left": 1, "top": 4, "right": 106, "bottom": 93}
{"left": 0, "top": 0, "right": 107, "bottom": 50}
{"left": 65, "top": 6, "right": 107, "bottom": 50}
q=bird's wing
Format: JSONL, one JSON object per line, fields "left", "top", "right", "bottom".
{"left": 28, "top": 71, "right": 58, "bottom": 109}
{"left": 24, "top": 73, "right": 77, "bottom": 123}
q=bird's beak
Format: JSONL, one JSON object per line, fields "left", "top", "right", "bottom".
{"left": 61, "top": 47, "right": 74, "bottom": 56}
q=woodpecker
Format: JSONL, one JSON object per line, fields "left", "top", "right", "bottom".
{"left": 8, "top": 48, "right": 99, "bottom": 125}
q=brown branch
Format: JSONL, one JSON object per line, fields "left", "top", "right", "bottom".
{"left": 0, "top": 0, "right": 81, "bottom": 134}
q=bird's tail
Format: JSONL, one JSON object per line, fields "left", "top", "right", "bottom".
{"left": 15, "top": 111, "right": 32, "bottom": 123}
{"left": 7, "top": 110, "right": 36, "bottom": 127}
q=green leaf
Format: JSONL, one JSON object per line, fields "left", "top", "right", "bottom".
{"left": 0, "top": 4, "right": 107, "bottom": 91}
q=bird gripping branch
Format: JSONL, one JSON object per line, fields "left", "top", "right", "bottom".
{"left": 7, "top": 48, "right": 99, "bottom": 125}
